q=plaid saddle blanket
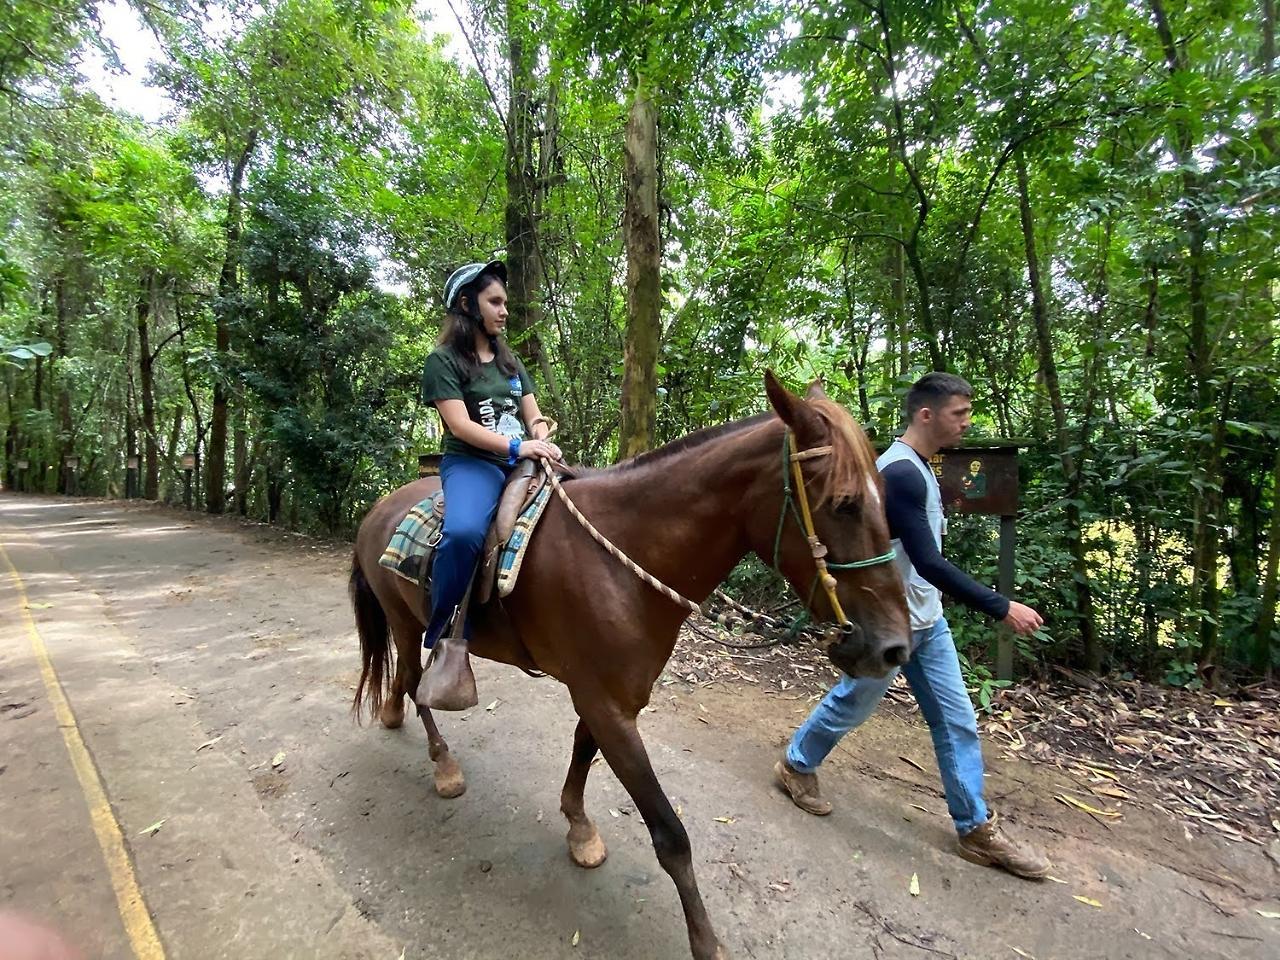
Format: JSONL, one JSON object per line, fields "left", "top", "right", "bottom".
{"left": 378, "top": 491, "right": 444, "bottom": 585}
{"left": 378, "top": 483, "right": 553, "bottom": 597}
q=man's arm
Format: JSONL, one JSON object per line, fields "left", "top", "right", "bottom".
{"left": 881, "top": 460, "right": 1011, "bottom": 620}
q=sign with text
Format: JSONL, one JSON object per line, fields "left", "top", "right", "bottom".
{"left": 181, "top": 454, "right": 196, "bottom": 470}
{"left": 929, "top": 446, "right": 1019, "bottom": 517}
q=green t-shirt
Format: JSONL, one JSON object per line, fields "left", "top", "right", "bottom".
{"left": 421, "top": 346, "right": 536, "bottom": 463}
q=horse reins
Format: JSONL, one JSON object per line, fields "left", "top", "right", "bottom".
{"left": 534, "top": 422, "right": 895, "bottom": 635}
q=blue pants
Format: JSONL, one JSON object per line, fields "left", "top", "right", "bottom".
{"left": 423, "top": 454, "right": 510, "bottom": 648}
{"left": 786, "top": 617, "right": 989, "bottom": 834}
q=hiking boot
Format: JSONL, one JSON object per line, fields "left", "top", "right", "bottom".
{"left": 417, "top": 635, "right": 478, "bottom": 712}
{"left": 957, "top": 813, "right": 1050, "bottom": 879}
{"left": 774, "top": 759, "right": 833, "bottom": 816}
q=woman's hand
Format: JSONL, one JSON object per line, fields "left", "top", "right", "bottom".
{"left": 517, "top": 438, "right": 562, "bottom": 462}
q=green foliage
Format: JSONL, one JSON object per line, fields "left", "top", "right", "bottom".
{"left": 0, "top": 0, "right": 1276, "bottom": 681}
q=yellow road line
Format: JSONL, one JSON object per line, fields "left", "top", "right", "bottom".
{"left": 0, "top": 539, "right": 166, "bottom": 960}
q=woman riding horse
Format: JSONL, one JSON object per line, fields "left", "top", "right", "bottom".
{"left": 417, "top": 260, "right": 560, "bottom": 706}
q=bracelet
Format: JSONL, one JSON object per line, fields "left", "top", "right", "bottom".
{"left": 507, "top": 436, "right": 522, "bottom": 465}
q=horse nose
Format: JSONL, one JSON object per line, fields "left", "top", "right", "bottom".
{"left": 882, "top": 642, "right": 909, "bottom": 668}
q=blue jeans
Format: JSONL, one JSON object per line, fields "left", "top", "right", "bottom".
{"left": 786, "top": 617, "right": 989, "bottom": 835}
{"left": 423, "top": 454, "right": 511, "bottom": 648}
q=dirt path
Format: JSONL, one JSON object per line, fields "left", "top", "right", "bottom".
{"left": 2, "top": 493, "right": 1276, "bottom": 960}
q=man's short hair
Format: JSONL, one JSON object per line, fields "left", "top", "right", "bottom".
{"left": 906, "top": 372, "right": 973, "bottom": 420}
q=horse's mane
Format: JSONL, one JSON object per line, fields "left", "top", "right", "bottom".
{"left": 577, "top": 398, "right": 878, "bottom": 509}
{"left": 804, "top": 395, "right": 880, "bottom": 509}
{"left": 596, "top": 412, "right": 774, "bottom": 475}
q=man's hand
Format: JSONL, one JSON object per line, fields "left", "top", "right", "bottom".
{"left": 1002, "top": 601, "right": 1043, "bottom": 636}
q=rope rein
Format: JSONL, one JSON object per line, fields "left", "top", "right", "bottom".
{"left": 539, "top": 458, "right": 705, "bottom": 615}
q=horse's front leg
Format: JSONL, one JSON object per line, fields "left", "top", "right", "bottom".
{"left": 561, "top": 719, "right": 607, "bottom": 867}
{"left": 575, "top": 697, "right": 729, "bottom": 960}
{"left": 419, "top": 705, "right": 466, "bottom": 798}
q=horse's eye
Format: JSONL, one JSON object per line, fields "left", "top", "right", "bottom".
{"left": 834, "top": 500, "right": 861, "bottom": 517}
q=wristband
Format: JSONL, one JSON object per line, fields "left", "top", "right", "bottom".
{"left": 507, "top": 436, "right": 521, "bottom": 465}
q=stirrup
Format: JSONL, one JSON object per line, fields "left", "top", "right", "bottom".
{"left": 419, "top": 634, "right": 477, "bottom": 711}
{"left": 416, "top": 575, "right": 479, "bottom": 712}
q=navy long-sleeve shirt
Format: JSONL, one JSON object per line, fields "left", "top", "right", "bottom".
{"left": 880, "top": 456, "right": 1010, "bottom": 621}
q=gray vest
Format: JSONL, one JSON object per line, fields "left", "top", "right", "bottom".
{"left": 876, "top": 439, "right": 944, "bottom": 630}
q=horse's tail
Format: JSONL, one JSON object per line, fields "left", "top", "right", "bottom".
{"left": 350, "top": 550, "right": 390, "bottom": 723}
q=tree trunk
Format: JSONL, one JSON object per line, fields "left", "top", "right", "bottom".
{"left": 1255, "top": 444, "right": 1280, "bottom": 673}
{"left": 55, "top": 278, "right": 75, "bottom": 494}
{"left": 125, "top": 325, "right": 137, "bottom": 494}
{"left": 136, "top": 272, "right": 160, "bottom": 499}
{"left": 1016, "top": 154, "right": 1100, "bottom": 670}
{"left": 234, "top": 408, "right": 250, "bottom": 516}
{"left": 3, "top": 376, "right": 16, "bottom": 491}
{"left": 618, "top": 74, "right": 661, "bottom": 460}
{"left": 207, "top": 132, "right": 257, "bottom": 515}
{"left": 1260, "top": 0, "right": 1277, "bottom": 157}
{"left": 167, "top": 404, "right": 183, "bottom": 494}
{"left": 503, "top": 0, "right": 560, "bottom": 407}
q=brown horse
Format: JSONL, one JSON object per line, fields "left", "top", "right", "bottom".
{"left": 350, "top": 372, "right": 910, "bottom": 959}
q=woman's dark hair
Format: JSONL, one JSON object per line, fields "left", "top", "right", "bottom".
{"left": 438, "top": 272, "right": 519, "bottom": 379}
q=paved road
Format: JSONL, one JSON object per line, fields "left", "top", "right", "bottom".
{"left": 1, "top": 494, "right": 1275, "bottom": 959}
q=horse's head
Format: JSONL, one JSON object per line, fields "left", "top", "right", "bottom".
{"left": 757, "top": 371, "right": 911, "bottom": 678}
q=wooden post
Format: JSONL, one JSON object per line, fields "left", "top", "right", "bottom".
{"left": 182, "top": 452, "right": 195, "bottom": 509}
{"left": 64, "top": 455, "right": 79, "bottom": 496}
{"left": 927, "top": 441, "right": 1024, "bottom": 682}
{"left": 998, "top": 514, "right": 1017, "bottom": 681}
{"left": 16, "top": 459, "right": 28, "bottom": 493}
{"left": 126, "top": 455, "right": 140, "bottom": 499}
{"left": 419, "top": 454, "right": 443, "bottom": 478}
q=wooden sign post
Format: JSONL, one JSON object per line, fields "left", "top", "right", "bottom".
{"left": 63, "top": 455, "right": 80, "bottom": 496}
{"left": 126, "top": 455, "right": 140, "bottom": 499}
{"left": 181, "top": 453, "right": 196, "bottom": 509}
{"left": 929, "top": 443, "right": 1022, "bottom": 681}
{"left": 16, "top": 459, "right": 28, "bottom": 493}
{"left": 418, "top": 454, "right": 443, "bottom": 479}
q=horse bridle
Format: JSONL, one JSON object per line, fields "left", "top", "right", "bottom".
{"left": 540, "top": 424, "right": 895, "bottom": 634}
{"left": 772, "top": 430, "right": 897, "bottom": 636}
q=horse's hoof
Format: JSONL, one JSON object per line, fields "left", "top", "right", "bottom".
{"left": 434, "top": 751, "right": 466, "bottom": 799}
{"left": 379, "top": 698, "right": 405, "bottom": 730}
{"left": 567, "top": 822, "right": 607, "bottom": 869}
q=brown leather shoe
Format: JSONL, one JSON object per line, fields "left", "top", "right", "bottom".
{"left": 957, "top": 812, "right": 1050, "bottom": 879}
{"left": 417, "top": 635, "right": 478, "bottom": 712}
{"left": 774, "top": 759, "right": 833, "bottom": 816}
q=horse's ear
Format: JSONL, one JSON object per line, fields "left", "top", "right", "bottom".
{"left": 805, "top": 379, "right": 830, "bottom": 402}
{"left": 765, "top": 371, "right": 825, "bottom": 447}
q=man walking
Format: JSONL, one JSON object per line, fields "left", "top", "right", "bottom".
{"left": 774, "top": 372, "right": 1050, "bottom": 879}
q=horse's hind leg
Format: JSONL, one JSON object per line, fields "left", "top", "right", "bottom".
{"left": 387, "top": 607, "right": 466, "bottom": 798}
{"left": 576, "top": 699, "right": 728, "bottom": 960}
{"left": 561, "top": 719, "right": 607, "bottom": 868}
{"left": 380, "top": 648, "right": 408, "bottom": 729}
